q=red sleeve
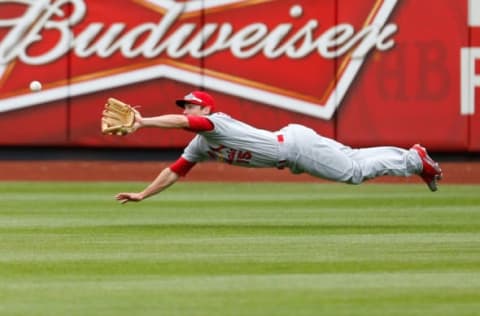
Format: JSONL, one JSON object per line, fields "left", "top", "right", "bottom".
{"left": 169, "top": 157, "right": 196, "bottom": 177}
{"left": 184, "top": 115, "right": 214, "bottom": 132}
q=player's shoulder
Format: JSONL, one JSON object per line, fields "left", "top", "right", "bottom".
{"left": 209, "top": 112, "right": 231, "bottom": 119}
{"left": 206, "top": 112, "right": 234, "bottom": 125}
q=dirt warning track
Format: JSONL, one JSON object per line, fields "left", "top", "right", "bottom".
{"left": 0, "top": 161, "right": 479, "bottom": 184}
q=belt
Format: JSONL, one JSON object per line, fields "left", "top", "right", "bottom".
{"left": 276, "top": 133, "right": 287, "bottom": 169}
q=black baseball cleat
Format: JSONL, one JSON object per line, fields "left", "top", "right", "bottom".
{"left": 411, "top": 144, "right": 443, "bottom": 192}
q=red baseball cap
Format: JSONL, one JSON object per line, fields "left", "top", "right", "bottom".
{"left": 176, "top": 91, "right": 216, "bottom": 112}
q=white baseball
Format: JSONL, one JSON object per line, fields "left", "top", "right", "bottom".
{"left": 290, "top": 5, "right": 303, "bottom": 18}
{"left": 29, "top": 80, "right": 42, "bottom": 92}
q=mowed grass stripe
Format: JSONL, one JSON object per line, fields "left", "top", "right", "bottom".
{"left": 0, "top": 182, "right": 479, "bottom": 316}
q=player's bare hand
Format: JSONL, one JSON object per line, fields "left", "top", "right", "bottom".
{"left": 115, "top": 192, "right": 143, "bottom": 204}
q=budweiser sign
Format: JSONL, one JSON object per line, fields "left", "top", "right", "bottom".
{"left": 0, "top": 0, "right": 399, "bottom": 119}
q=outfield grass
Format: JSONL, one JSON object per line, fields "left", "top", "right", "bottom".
{"left": 0, "top": 181, "right": 479, "bottom": 316}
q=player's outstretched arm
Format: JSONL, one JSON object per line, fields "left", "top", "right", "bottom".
{"left": 136, "top": 114, "right": 189, "bottom": 130}
{"left": 115, "top": 167, "right": 179, "bottom": 204}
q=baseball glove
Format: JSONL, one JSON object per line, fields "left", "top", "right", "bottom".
{"left": 101, "top": 98, "right": 137, "bottom": 135}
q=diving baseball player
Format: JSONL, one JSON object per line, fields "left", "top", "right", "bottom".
{"left": 110, "top": 91, "right": 443, "bottom": 204}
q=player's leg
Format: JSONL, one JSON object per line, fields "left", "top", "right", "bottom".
{"left": 298, "top": 143, "right": 421, "bottom": 184}
{"left": 283, "top": 125, "right": 442, "bottom": 190}
{"left": 345, "top": 145, "right": 443, "bottom": 191}
{"left": 345, "top": 146, "right": 421, "bottom": 181}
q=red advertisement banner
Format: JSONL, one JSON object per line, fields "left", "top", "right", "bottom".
{"left": 0, "top": 0, "right": 478, "bottom": 151}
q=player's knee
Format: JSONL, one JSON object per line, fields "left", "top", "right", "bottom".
{"left": 347, "top": 163, "right": 364, "bottom": 184}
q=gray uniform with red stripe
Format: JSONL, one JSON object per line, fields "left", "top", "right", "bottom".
{"left": 182, "top": 113, "right": 286, "bottom": 168}
{"left": 181, "top": 113, "right": 422, "bottom": 184}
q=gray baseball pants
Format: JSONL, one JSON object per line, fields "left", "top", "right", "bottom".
{"left": 279, "top": 124, "right": 421, "bottom": 184}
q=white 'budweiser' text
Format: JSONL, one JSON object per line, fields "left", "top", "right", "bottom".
{"left": 0, "top": 0, "right": 398, "bottom": 65}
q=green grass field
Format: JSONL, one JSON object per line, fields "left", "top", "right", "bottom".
{"left": 0, "top": 181, "right": 479, "bottom": 316}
